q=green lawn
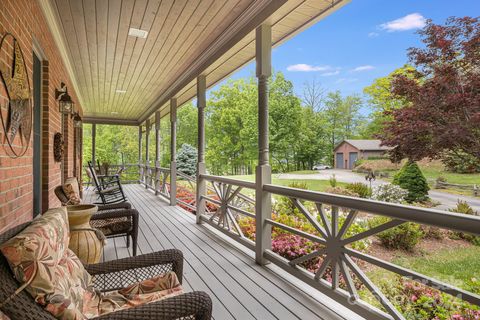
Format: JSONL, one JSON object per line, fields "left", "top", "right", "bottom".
{"left": 392, "top": 246, "right": 480, "bottom": 292}
{"left": 360, "top": 159, "right": 480, "bottom": 185}
{"left": 367, "top": 246, "right": 480, "bottom": 295}
{"left": 286, "top": 170, "right": 318, "bottom": 174}
{"left": 420, "top": 168, "right": 480, "bottom": 185}
{"left": 224, "top": 174, "right": 346, "bottom": 192}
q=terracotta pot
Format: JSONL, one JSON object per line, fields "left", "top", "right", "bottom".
{"left": 67, "top": 204, "right": 105, "bottom": 264}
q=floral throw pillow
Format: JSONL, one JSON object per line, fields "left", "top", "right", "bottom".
{"left": 62, "top": 183, "right": 81, "bottom": 205}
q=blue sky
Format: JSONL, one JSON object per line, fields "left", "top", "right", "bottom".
{"left": 214, "top": 0, "right": 479, "bottom": 102}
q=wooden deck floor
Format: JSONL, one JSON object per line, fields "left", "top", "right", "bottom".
{"left": 85, "top": 184, "right": 362, "bottom": 320}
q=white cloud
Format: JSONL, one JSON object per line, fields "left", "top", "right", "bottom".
{"left": 380, "top": 13, "right": 426, "bottom": 32}
{"left": 352, "top": 65, "right": 375, "bottom": 72}
{"left": 368, "top": 32, "right": 379, "bottom": 38}
{"left": 320, "top": 70, "right": 340, "bottom": 76}
{"left": 286, "top": 64, "right": 330, "bottom": 72}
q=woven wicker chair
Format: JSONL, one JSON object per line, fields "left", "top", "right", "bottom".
{"left": 0, "top": 223, "right": 212, "bottom": 320}
{"left": 54, "top": 185, "right": 139, "bottom": 256}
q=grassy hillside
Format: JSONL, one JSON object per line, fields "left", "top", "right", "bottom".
{"left": 356, "top": 159, "right": 480, "bottom": 185}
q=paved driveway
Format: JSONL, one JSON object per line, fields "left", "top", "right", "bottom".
{"left": 277, "top": 169, "right": 480, "bottom": 212}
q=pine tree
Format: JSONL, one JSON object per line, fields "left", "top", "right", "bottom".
{"left": 393, "top": 161, "right": 429, "bottom": 203}
{"left": 176, "top": 144, "right": 198, "bottom": 176}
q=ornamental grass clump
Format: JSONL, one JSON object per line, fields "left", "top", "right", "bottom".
{"left": 345, "top": 182, "right": 372, "bottom": 198}
{"left": 448, "top": 201, "right": 480, "bottom": 245}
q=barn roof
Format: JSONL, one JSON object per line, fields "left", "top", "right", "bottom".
{"left": 338, "top": 139, "right": 392, "bottom": 151}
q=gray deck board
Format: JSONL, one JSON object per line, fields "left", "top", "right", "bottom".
{"left": 85, "top": 184, "right": 357, "bottom": 320}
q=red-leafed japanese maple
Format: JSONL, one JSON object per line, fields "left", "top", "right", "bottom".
{"left": 379, "top": 17, "right": 480, "bottom": 161}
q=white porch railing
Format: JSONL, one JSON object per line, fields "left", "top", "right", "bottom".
{"left": 192, "top": 174, "right": 480, "bottom": 320}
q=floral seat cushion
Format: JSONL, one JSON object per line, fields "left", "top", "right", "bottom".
{"left": 84, "top": 272, "right": 183, "bottom": 318}
{"left": 0, "top": 208, "right": 184, "bottom": 320}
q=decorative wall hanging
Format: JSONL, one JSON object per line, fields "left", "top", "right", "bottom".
{"left": 0, "top": 33, "right": 32, "bottom": 158}
{"left": 53, "top": 132, "right": 64, "bottom": 162}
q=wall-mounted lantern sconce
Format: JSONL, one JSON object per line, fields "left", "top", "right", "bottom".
{"left": 72, "top": 112, "right": 82, "bottom": 128}
{"left": 55, "top": 82, "right": 74, "bottom": 115}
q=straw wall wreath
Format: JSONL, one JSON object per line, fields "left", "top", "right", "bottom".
{"left": 0, "top": 33, "right": 32, "bottom": 158}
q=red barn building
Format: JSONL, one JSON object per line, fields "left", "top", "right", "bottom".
{"left": 334, "top": 140, "right": 391, "bottom": 169}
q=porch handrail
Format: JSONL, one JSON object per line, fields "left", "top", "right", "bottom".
{"left": 263, "top": 184, "right": 480, "bottom": 236}
{"left": 200, "top": 174, "right": 256, "bottom": 189}
{"left": 192, "top": 175, "right": 480, "bottom": 320}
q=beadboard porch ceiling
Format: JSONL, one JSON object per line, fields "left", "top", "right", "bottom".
{"left": 39, "top": 0, "right": 349, "bottom": 125}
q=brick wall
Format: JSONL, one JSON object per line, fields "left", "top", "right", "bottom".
{"left": 0, "top": 0, "right": 83, "bottom": 233}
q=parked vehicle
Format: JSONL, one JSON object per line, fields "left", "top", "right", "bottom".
{"left": 313, "top": 164, "right": 331, "bottom": 170}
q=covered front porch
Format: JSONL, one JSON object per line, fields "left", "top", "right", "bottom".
{"left": 84, "top": 184, "right": 356, "bottom": 320}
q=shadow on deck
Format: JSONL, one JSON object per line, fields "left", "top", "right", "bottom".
{"left": 84, "top": 184, "right": 362, "bottom": 320}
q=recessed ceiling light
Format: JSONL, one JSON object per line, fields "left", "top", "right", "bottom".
{"left": 128, "top": 27, "right": 148, "bottom": 39}
{"left": 116, "top": 89, "right": 127, "bottom": 94}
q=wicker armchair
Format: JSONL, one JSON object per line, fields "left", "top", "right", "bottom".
{"left": 55, "top": 185, "right": 139, "bottom": 256}
{"left": 0, "top": 223, "right": 212, "bottom": 320}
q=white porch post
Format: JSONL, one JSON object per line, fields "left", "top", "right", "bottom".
{"left": 255, "top": 24, "right": 272, "bottom": 265}
{"left": 138, "top": 125, "right": 143, "bottom": 183}
{"left": 91, "top": 123, "right": 96, "bottom": 168}
{"left": 155, "top": 111, "right": 161, "bottom": 195}
{"left": 196, "top": 75, "right": 207, "bottom": 224}
{"left": 145, "top": 119, "right": 151, "bottom": 188}
{"left": 170, "top": 98, "right": 177, "bottom": 206}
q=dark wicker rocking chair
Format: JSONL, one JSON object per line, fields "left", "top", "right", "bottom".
{"left": 88, "top": 161, "right": 127, "bottom": 205}
{"left": 0, "top": 223, "right": 212, "bottom": 320}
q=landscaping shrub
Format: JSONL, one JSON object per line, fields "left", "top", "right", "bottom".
{"left": 370, "top": 217, "right": 423, "bottom": 251}
{"left": 393, "top": 161, "right": 430, "bottom": 203}
{"left": 421, "top": 226, "right": 444, "bottom": 240}
{"left": 448, "top": 201, "right": 480, "bottom": 245}
{"left": 273, "top": 182, "right": 308, "bottom": 216}
{"left": 371, "top": 184, "right": 408, "bottom": 203}
{"left": 325, "top": 186, "right": 359, "bottom": 197}
{"left": 345, "top": 182, "right": 372, "bottom": 198}
{"left": 442, "top": 149, "right": 480, "bottom": 173}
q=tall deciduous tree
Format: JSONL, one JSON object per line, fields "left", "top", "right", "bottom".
{"left": 362, "top": 65, "right": 418, "bottom": 137}
{"left": 379, "top": 17, "right": 480, "bottom": 161}
{"left": 322, "top": 91, "right": 364, "bottom": 164}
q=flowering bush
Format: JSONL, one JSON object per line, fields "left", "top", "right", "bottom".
{"left": 372, "top": 184, "right": 408, "bottom": 203}
{"left": 374, "top": 277, "right": 480, "bottom": 320}
{"left": 271, "top": 233, "right": 322, "bottom": 272}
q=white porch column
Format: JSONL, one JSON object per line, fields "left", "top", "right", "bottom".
{"left": 196, "top": 75, "right": 207, "bottom": 224}
{"left": 145, "top": 119, "right": 151, "bottom": 188}
{"left": 170, "top": 98, "right": 177, "bottom": 206}
{"left": 138, "top": 125, "right": 143, "bottom": 183}
{"left": 255, "top": 24, "right": 272, "bottom": 265}
{"left": 155, "top": 111, "right": 161, "bottom": 195}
